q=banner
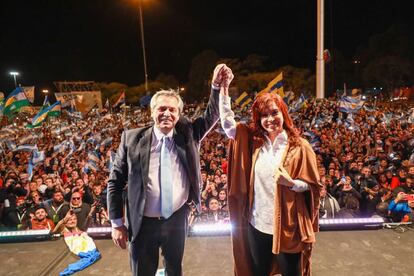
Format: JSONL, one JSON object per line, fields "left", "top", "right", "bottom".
{"left": 55, "top": 91, "right": 102, "bottom": 115}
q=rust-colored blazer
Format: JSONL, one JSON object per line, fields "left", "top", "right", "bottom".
{"left": 227, "top": 124, "right": 322, "bottom": 276}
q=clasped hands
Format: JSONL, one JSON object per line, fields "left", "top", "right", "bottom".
{"left": 212, "top": 64, "right": 234, "bottom": 95}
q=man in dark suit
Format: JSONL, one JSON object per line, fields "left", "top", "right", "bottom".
{"left": 107, "top": 64, "right": 232, "bottom": 276}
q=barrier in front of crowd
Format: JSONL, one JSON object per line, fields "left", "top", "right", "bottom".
{"left": 2, "top": 217, "right": 412, "bottom": 243}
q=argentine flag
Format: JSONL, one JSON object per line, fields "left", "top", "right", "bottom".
{"left": 339, "top": 95, "right": 364, "bottom": 113}
{"left": 60, "top": 231, "right": 101, "bottom": 276}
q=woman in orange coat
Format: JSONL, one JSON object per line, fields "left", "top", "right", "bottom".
{"left": 219, "top": 69, "right": 321, "bottom": 276}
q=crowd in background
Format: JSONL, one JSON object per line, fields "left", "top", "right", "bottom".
{"left": 1, "top": 96, "right": 414, "bottom": 233}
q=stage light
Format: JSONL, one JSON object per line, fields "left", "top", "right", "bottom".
{"left": 319, "top": 217, "right": 384, "bottom": 231}
{"left": 190, "top": 222, "right": 232, "bottom": 236}
{"left": 0, "top": 229, "right": 52, "bottom": 243}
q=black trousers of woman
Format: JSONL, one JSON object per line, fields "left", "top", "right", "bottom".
{"left": 247, "top": 223, "right": 301, "bottom": 276}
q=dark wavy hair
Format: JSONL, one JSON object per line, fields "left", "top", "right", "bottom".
{"left": 250, "top": 93, "right": 299, "bottom": 146}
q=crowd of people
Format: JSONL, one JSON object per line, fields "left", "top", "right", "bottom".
{"left": 0, "top": 95, "right": 414, "bottom": 233}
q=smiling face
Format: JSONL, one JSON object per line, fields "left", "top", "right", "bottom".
{"left": 152, "top": 95, "right": 180, "bottom": 134}
{"left": 208, "top": 198, "right": 219, "bottom": 211}
{"left": 260, "top": 101, "right": 284, "bottom": 136}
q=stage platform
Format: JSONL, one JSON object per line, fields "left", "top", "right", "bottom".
{"left": 0, "top": 229, "right": 413, "bottom": 276}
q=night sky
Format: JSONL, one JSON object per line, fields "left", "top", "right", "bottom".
{"left": 0, "top": 0, "right": 412, "bottom": 94}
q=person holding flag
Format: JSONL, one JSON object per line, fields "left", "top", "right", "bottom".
{"left": 54, "top": 211, "right": 101, "bottom": 276}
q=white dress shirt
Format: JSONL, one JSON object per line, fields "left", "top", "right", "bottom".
{"left": 111, "top": 127, "right": 190, "bottom": 227}
{"left": 144, "top": 127, "right": 189, "bottom": 217}
{"left": 219, "top": 94, "right": 309, "bottom": 234}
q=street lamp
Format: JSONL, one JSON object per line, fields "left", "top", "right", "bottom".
{"left": 9, "top": 71, "right": 19, "bottom": 87}
{"left": 42, "top": 89, "right": 49, "bottom": 94}
{"left": 138, "top": 0, "right": 149, "bottom": 92}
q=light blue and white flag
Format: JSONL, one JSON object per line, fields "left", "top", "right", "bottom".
{"left": 20, "top": 133, "right": 37, "bottom": 144}
{"left": 59, "top": 232, "right": 101, "bottom": 276}
{"left": 339, "top": 95, "right": 364, "bottom": 113}
{"left": 66, "top": 139, "right": 77, "bottom": 157}
{"left": 54, "top": 141, "right": 67, "bottom": 153}
{"left": 27, "top": 158, "right": 34, "bottom": 181}
{"left": 32, "top": 149, "right": 45, "bottom": 165}
{"left": 88, "top": 151, "right": 100, "bottom": 164}
{"left": 15, "top": 144, "right": 37, "bottom": 152}
{"left": 290, "top": 94, "right": 307, "bottom": 113}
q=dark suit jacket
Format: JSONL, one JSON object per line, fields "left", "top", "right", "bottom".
{"left": 107, "top": 88, "right": 219, "bottom": 242}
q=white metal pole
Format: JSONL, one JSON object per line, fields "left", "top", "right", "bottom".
{"left": 316, "top": 0, "right": 325, "bottom": 99}
{"left": 138, "top": 0, "right": 149, "bottom": 92}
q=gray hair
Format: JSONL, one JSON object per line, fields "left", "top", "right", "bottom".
{"left": 150, "top": 89, "right": 184, "bottom": 114}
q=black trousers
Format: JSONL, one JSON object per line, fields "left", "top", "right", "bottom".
{"left": 129, "top": 204, "right": 189, "bottom": 276}
{"left": 247, "top": 223, "right": 301, "bottom": 276}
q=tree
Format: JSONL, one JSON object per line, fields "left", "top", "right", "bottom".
{"left": 155, "top": 73, "right": 179, "bottom": 88}
{"left": 356, "top": 24, "right": 414, "bottom": 95}
{"left": 187, "top": 50, "right": 219, "bottom": 101}
{"left": 218, "top": 54, "right": 268, "bottom": 77}
{"left": 362, "top": 56, "right": 413, "bottom": 97}
{"left": 97, "top": 82, "right": 128, "bottom": 103}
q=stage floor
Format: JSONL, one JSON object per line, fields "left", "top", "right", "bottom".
{"left": 0, "top": 229, "right": 413, "bottom": 276}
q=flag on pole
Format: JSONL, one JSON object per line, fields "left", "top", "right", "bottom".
{"left": 339, "top": 95, "right": 364, "bottom": 113}
{"left": 235, "top": 92, "right": 253, "bottom": 109}
{"left": 30, "top": 107, "right": 50, "bottom": 127}
{"left": 113, "top": 91, "right": 126, "bottom": 109}
{"left": 27, "top": 101, "right": 62, "bottom": 128}
{"left": 48, "top": 101, "right": 62, "bottom": 117}
{"left": 258, "top": 72, "right": 284, "bottom": 97}
{"left": 3, "top": 87, "right": 31, "bottom": 116}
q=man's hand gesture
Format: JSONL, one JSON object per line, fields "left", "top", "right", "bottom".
{"left": 212, "top": 64, "right": 234, "bottom": 96}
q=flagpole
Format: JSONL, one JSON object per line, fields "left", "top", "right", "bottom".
{"left": 316, "top": 0, "right": 325, "bottom": 99}
{"left": 138, "top": 0, "right": 149, "bottom": 92}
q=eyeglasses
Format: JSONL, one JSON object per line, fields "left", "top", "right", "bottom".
{"left": 72, "top": 197, "right": 81, "bottom": 200}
